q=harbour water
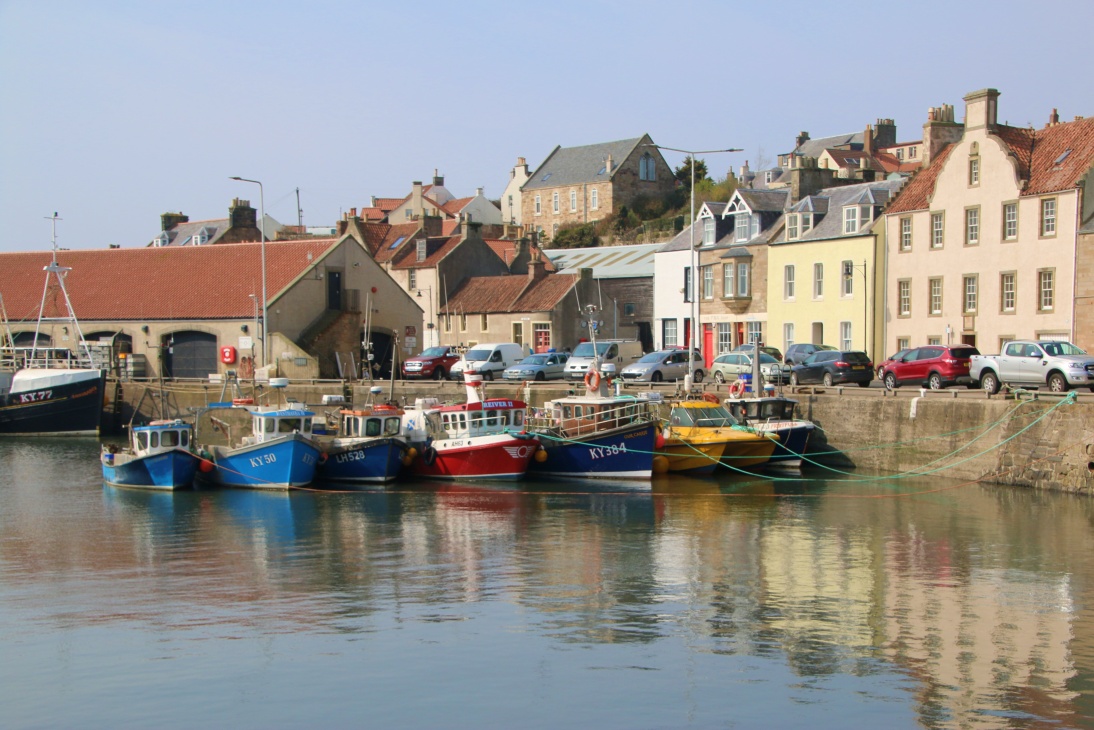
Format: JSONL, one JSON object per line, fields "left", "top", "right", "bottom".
{"left": 4, "top": 438, "right": 1094, "bottom": 728}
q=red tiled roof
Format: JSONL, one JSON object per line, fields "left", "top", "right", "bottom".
{"left": 361, "top": 207, "right": 386, "bottom": 221}
{"left": 372, "top": 197, "right": 405, "bottom": 212}
{"left": 873, "top": 151, "right": 920, "bottom": 174}
{"left": 886, "top": 144, "right": 956, "bottom": 214}
{"left": 441, "top": 197, "right": 473, "bottom": 216}
{"left": 440, "top": 273, "right": 578, "bottom": 314}
{"left": 997, "top": 116, "right": 1094, "bottom": 196}
{"left": 0, "top": 240, "right": 342, "bottom": 322}
{"left": 441, "top": 219, "right": 461, "bottom": 236}
{"left": 391, "top": 236, "right": 461, "bottom": 269}
{"left": 358, "top": 222, "right": 391, "bottom": 256}
{"left": 372, "top": 222, "right": 423, "bottom": 263}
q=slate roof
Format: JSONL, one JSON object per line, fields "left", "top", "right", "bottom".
{"left": 522, "top": 137, "right": 646, "bottom": 191}
{"left": 546, "top": 243, "right": 660, "bottom": 278}
{"left": 440, "top": 273, "right": 579, "bottom": 314}
{"left": 782, "top": 179, "right": 905, "bottom": 242}
{"left": 737, "top": 189, "right": 790, "bottom": 213}
{"left": 790, "top": 131, "right": 863, "bottom": 159}
{"left": 0, "top": 240, "right": 342, "bottom": 322}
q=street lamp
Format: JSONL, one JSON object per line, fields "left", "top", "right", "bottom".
{"left": 416, "top": 287, "right": 434, "bottom": 349}
{"left": 230, "top": 176, "right": 268, "bottom": 368}
{"left": 645, "top": 144, "right": 742, "bottom": 390}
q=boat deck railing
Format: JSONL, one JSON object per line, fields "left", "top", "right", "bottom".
{"left": 1, "top": 346, "right": 100, "bottom": 371}
{"left": 527, "top": 400, "right": 657, "bottom": 437}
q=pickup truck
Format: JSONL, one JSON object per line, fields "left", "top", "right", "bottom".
{"left": 969, "top": 340, "right": 1094, "bottom": 393}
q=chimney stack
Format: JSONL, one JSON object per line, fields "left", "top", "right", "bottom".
{"left": 433, "top": 169, "right": 444, "bottom": 187}
{"left": 528, "top": 259, "right": 546, "bottom": 282}
{"left": 160, "top": 211, "right": 189, "bottom": 232}
{"left": 922, "top": 103, "right": 962, "bottom": 167}
{"left": 1048, "top": 108, "right": 1060, "bottom": 127}
{"left": 963, "top": 88, "right": 1000, "bottom": 131}
{"left": 795, "top": 131, "right": 810, "bottom": 149}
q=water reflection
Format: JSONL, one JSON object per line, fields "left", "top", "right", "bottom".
{"left": 3, "top": 438, "right": 1094, "bottom": 727}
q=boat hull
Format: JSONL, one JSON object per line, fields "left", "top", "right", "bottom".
{"left": 530, "top": 421, "right": 655, "bottom": 479}
{"left": 757, "top": 421, "right": 814, "bottom": 469}
{"left": 658, "top": 438, "right": 727, "bottom": 475}
{"left": 102, "top": 448, "right": 201, "bottom": 490}
{"left": 408, "top": 433, "right": 539, "bottom": 480}
{"left": 0, "top": 369, "right": 104, "bottom": 436}
{"left": 317, "top": 436, "right": 407, "bottom": 483}
{"left": 207, "top": 433, "right": 321, "bottom": 489}
{"left": 719, "top": 433, "right": 779, "bottom": 471}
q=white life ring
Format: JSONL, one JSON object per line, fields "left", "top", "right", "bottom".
{"left": 729, "top": 380, "right": 746, "bottom": 397}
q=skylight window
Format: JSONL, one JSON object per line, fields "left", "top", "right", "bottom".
{"left": 1054, "top": 149, "right": 1072, "bottom": 166}
{"left": 389, "top": 236, "right": 406, "bottom": 250}
{"left": 542, "top": 173, "right": 552, "bottom": 182}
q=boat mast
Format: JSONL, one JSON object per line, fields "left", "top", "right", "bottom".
{"left": 32, "top": 213, "right": 92, "bottom": 363}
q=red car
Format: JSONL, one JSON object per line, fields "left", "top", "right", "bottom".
{"left": 880, "top": 345, "right": 980, "bottom": 390}
{"left": 401, "top": 346, "right": 461, "bottom": 380}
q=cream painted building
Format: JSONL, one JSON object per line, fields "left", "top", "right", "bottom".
{"left": 883, "top": 88, "right": 1094, "bottom": 355}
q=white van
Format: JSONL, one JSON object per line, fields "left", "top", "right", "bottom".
{"left": 449, "top": 343, "right": 526, "bottom": 381}
{"left": 563, "top": 340, "right": 644, "bottom": 381}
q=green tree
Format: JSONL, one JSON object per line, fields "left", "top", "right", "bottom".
{"left": 673, "top": 156, "right": 710, "bottom": 190}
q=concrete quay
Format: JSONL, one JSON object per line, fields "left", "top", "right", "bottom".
{"left": 112, "top": 379, "right": 1094, "bottom": 494}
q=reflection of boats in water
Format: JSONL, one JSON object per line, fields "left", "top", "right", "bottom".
{"left": 101, "top": 419, "right": 201, "bottom": 490}
{"left": 656, "top": 398, "right": 777, "bottom": 474}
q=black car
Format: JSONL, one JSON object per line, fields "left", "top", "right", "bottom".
{"left": 783, "top": 343, "right": 837, "bottom": 366}
{"left": 790, "top": 350, "right": 873, "bottom": 387}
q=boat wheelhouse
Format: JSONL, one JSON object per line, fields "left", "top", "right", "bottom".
{"left": 201, "top": 405, "right": 321, "bottom": 489}
{"left": 102, "top": 419, "right": 201, "bottom": 490}
{"left": 724, "top": 395, "right": 814, "bottom": 470}
{"left": 315, "top": 390, "right": 410, "bottom": 483}
{"left": 657, "top": 399, "right": 777, "bottom": 475}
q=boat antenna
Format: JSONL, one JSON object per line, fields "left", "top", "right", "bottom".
{"left": 33, "top": 212, "right": 93, "bottom": 364}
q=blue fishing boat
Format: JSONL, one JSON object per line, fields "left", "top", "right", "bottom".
{"left": 200, "top": 405, "right": 321, "bottom": 489}
{"left": 101, "top": 419, "right": 201, "bottom": 490}
{"left": 723, "top": 395, "right": 814, "bottom": 470}
{"left": 315, "top": 388, "right": 410, "bottom": 484}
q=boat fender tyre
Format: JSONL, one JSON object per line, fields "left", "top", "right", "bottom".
{"left": 422, "top": 446, "right": 437, "bottom": 466}
{"left": 823, "top": 373, "right": 834, "bottom": 387}
{"left": 584, "top": 370, "right": 601, "bottom": 390}
{"left": 928, "top": 373, "right": 943, "bottom": 390}
{"left": 981, "top": 371, "right": 1000, "bottom": 394}
{"left": 702, "top": 392, "right": 720, "bottom": 404}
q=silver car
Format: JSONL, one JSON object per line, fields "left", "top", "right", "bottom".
{"left": 618, "top": 349, "right": 704, "bottom": 383}
{"left": 710, "top": 352, "right": 791, "bottom": 385}
{"left": 502, "top": 352, "right": 569, "bottom": 381}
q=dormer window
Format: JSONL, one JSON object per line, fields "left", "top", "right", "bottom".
{"left": 843, "top": 206, "right": 859, "bottom": 234}
{"left": 190, "top": 228, "right": 209, "bottom": 246}
{"left": 800, "top": 213, "right": 812, "bottom": 233}
{"left": 153, "top": 232, "right": 169, "bottom": 247}
{"left": 702, "top": 217, "right": 715, "bottom": 245}
{"left": 416, "top": 239, "right": 427, "bottom": 262}
{"left": 786, "top": 214, "right": 799, "bottom": 241}
{"left": 735, "top": 213, "right": 750, "bottom": 242}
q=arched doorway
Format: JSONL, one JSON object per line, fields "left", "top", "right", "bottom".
{"left": 12, "top": 332, "right": 50, "bottom": 347}
{"left": 164, "top": 331, "right": 217, "bottom": 379}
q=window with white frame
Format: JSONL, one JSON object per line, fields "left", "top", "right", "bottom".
{"left": 965, "top": 207, "right": 979, "bottom": 245}
{"left": 717, "top": 323, "right": 733, "bottom": 354}
{"left": 663, "top": 319, "right": 678, "bottom": 348}
{"left": 929, "top": 278, "right": 942, "bottom": 315}
{"left": 1001, "top": 272, "right": 1015, "bottom": 312}
{"left": 552, "top": 191, "right": 559, "bottom": 214}
{"left": 570, "top": 190, "right": 577, "bottom": 212}
{"left": 813, "top": 263, "right": 823, "bottom": 299}
{"left": 746, "top": 321, "right": 762, "bottom": 345}
{"left": 843, "top": 206, "right": 859, "bottom": 234}
{"left": 909, "top": 146, "right": 917, "bottom": 159}
{"left": 416, "top": 238, "right": 427, "bottom": 261}
{"left": 703, "top": 217, "right": 715, "bottom": 245}
{"left": 534, "top": 195, "right": 541, "bottom": 215}
{"left": 408, "top": 269, "right": 417, "bottom": 290}
{"left": 897, "top": 337, "right": 910, "bottom": 351}
{"left": 898, "top": 280, "right": 910, "bottom": 317}
{"left": 963, "top": 275, "right": 978, "bottom": 313}
{"left": 968, "top": 156, "right": 980, "bottom": 186}
{"left": 860, "top": 205, "right": 873, "bottom": 227}
{"left": 931, "top": 212, "right": 944, "bottom": 248}
{"left": 900, "top": 217, "right": 912, "bottom": 250}
{"left": 702, "top": 266, "right": 713, "bottom": 299}
{"left": 842, "top": 260, "right": 853, "bottom": 296}
{"left": 783, "top": 323, "right": 795, "bottom": 351}
{"left": 737, "top": 262, "right": 750, "bottom": 296}
{"left": 722, "top": 263, "right": 734, "bottom": 297}
{"left": 1039, "top": 269, "right": 1054, "bottom": 311}
{"left": 787, "top": 214, "right": 799, "bottom": 240}
{"left": 590, "top": 188, "right": 599, "bottom": 210}
{"left": 840, "top": 321, "right": 852, "bottom": 350}
{"left": 928, "top": 336, "right": 941, "bottom": 346}
{"left": 1041, "top": 198, "right": 1057, "bottom": 236}
{"left": 801, "top": 213, "right": 812, "bottom": 233}
{"left": 735, "top": 213, "right": 750, "bottom": 242}
{"left": 784, "top": 265, "right": 795, "bottom": 299}
{"left": 1003, "top": 202, "right": 1018, "bottom": 240}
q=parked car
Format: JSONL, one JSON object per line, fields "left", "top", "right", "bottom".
{"left": 619, "top": 349, "right": 704, "bottom": 383}
{"left": 449, "top": 342, "right": 526, "bottom": 381}
{"left": 783, "top": 343, "right": 837, "bottom": 366}
{"left": 970, "top": 340, "right": 1094, "bottom": 393}
{"left": 502, "top": 352, "right": 569, "bottom": 381}
{"left": 710, "top": 352, "right": 791, "bottom": 385}
{"left": 402, "top": 346, "right": 461, "bottom": 380}
{"left": 732, "top": 343, "right": 784, "bottom": 362}
{"left": 563, "top": 340, "right": 644, "bottom": 380}
{"left": 880, "top": 345, "right": 980, "bottom": 390}
{"left": 790, "top": 350, "right": 873, "bottom": 387}
{"left": 876, "top": 348, "right": 912, "bottom": 380}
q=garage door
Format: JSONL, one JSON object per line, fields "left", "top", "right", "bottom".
{"left": 166, "top": 331, "right": 217, "bottom": 379}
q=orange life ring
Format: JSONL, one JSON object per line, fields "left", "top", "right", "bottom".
{"left": 728, "top": 381, "right": 745, "bottom": 398}
{"left": 584, "top": 370, "right": 601, "bottom": 390}
{"left": 702, "top": 392, "right": 720, "bottom": 404}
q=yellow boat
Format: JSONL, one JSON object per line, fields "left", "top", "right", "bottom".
{"left": 656, "top": 398, "right": 778, "bottom": 475}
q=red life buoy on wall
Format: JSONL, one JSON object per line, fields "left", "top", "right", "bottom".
{"left": 220, "top": 345, "right": 237, "bottom": 364}
{"left": 584, "top": 370, "right": 601, "bottom": 390}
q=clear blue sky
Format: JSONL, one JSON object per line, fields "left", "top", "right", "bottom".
{"left": 2, "top": 0, "right": 1092, "bottom": 253}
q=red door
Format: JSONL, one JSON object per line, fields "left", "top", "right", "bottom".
{"left": 534, "top": 327, "right": 551, "bottom": 353}
{"left": 702, "top": 324, "right": 714, "bottom": 368}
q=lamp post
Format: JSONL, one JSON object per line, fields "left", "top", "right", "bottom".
{"left": 230, "top": 176, "right": 268, "bottom": 368}
{"left": 416, "top": 287, "right": 434, "bottom": 349}
{"left": 645, "top": 144, "right": 742, "bottom": 390}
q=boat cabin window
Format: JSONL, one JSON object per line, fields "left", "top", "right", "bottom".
{"left": 365, "top": 418, "right": 382, "bottom": 437}
{"left": 180, "top": 429, "right": 189, "bottom": 447}
{"left": 343, "top": 416, "right": 358, "bottom": 437}
{"left": 263, "top": 417, "right": 276, "bottom": 434}
{"left": 160, "top": 430, "right": 179, "bottom": 447}
{"left": 279, "top": 418, "right": 302, "bottom": 433}
{"left": 384, "top": 417, "right": 400, "bottom": 436}
{"left": 499, "top": 410, "right": 510, "bottom": 426}
{"left": 486, "top": 410, "right": 498, "bottom": 428}
{"left": 137, "top": 432, "right": 149, "bottom": 450}
{"left": 513, "top": 410, "right": 524, "bottom": 427}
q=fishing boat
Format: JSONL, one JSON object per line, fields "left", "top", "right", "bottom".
{"left": 314, "top": 386, "right": 411, "bottom": 484}
{"left": 400, "top": 371, "right": 540, "bottom": 480}
{"left": 199, "top": 403, "right": 322, "bottom": 489}
{"left": 657, "top": 396, "right": 778, "bottom": 475}
{"left": 0, "top": 229, "right": 105, "bottom": 436}
{"left": 723, "top": 395, "right": 814, "bottom": 470}
{"left": 101, "top": 419, "right": 202, "bottom": 490}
